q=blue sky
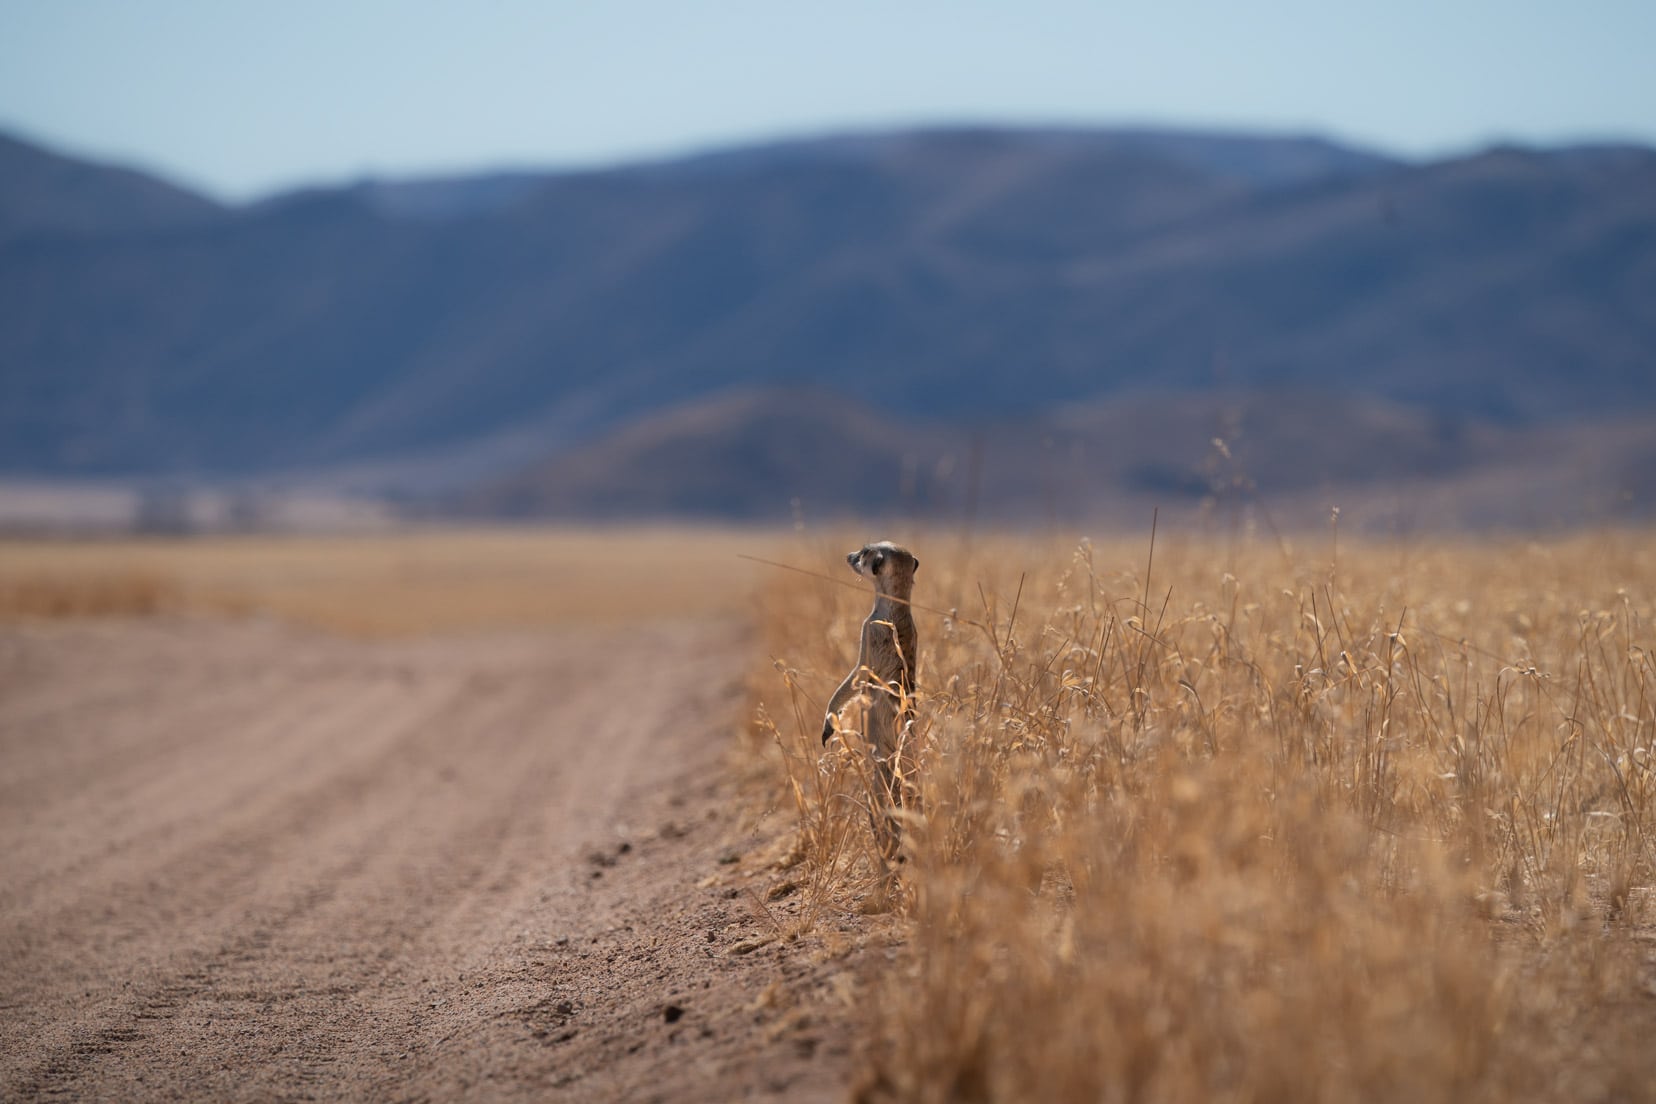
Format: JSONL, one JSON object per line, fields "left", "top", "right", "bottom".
{"left": 2, "top": 1, "right": 1653, "bottom": 200}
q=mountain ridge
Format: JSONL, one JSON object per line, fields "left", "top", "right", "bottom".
{"left": 1, "top": 123, "right": 1651, "bottom": 528}
{"left": 0, "top": 129, "right": 226, "bottom": 243}
{"left": 459, "top": 385, "right": 1656, "bottom": 529}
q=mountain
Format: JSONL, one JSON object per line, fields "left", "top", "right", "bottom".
{"left": 459, "top": 387, "right": 1656, "bottom": 528}
{"left": 461, "top": 388, "right": 941, "bottom": 519}
{"left": 347, "top": 171, "right": 568, "bottom": 222}
{"left": 1, "top": 125, "right": 1653, "bottom": 524}
{"left": 0, "top": 131, "right": 224, "bottom": 243}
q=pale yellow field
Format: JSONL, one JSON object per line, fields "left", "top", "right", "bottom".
{"left": 753, "top": 526, "right": 1656, "bottom": 1103}
{"left": 9, "top": 523, "right": 1654, "bottom": 1100}
{"left": 0, "top": 526, "right": 785, "bottom": 634}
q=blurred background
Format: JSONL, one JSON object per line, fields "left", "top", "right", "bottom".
{"left": 2, "top": 0, "right": 1653, "bottom": 535}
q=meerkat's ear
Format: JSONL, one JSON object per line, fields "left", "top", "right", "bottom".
{"left": 912, "top": 556, "right": 920, "bottom": 572}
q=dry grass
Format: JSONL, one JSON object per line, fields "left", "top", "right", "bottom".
{"left": 752, "top": 526, "right": 1656, "bottom": 1103}
{"left": 0, "top": 527, "right": 781, "bottom": 634}
{"left": 9, "top": 522, "right": 1653, "bottom": 1098}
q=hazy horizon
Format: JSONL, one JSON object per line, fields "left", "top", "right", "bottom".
{"left": 0, "top": 115, "right": 1461, "bottom": 201}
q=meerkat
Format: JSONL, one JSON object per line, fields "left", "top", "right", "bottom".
{"left": 821, "top": 541, "right": 919, "bottom": 854}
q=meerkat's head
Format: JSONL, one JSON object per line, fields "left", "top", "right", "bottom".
{"left": 847, "top": 541, "right": 919, "bottom": 594}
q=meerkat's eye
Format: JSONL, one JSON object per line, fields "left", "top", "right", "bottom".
{"left": 871, "top": 552, "right": 886, "bottom": 571}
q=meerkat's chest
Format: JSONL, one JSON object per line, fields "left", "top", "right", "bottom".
{"left": 861, "top": 604, "right": 916, "bottom": 677}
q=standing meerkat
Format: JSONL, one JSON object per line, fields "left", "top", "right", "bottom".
{"left": 821, "top": 541, "right": 919, "bottom": 853}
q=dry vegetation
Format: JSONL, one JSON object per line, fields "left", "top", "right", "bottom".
{"left": 0, "top": 527, "right": 780, "bottom": 635}
{"left": 753, "top": 525, "right": 1656, "bottom": 1103}
{"left": 8, "top": 522, "right": 1654, "bottom": 1100}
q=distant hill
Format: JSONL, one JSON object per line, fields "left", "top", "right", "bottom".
{"left": 459, "top": 387, "right": 1656, "bottom": 528}
{"left": 1, "top": 124, "right": 1653, "bottom": 527}
{"left": 0, "top": 131, "right": 224, "bottom": 243}
{"left": 462, "top": 389, "right": 935, "bottom": 519}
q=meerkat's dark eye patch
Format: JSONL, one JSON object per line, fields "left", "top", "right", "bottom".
{"left": 870, "top": 552, "right": 886, "bottom": 571}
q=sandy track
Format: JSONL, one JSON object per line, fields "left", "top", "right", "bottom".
{"left": 0, "top": 618, "right": 857, "bottom": 1102}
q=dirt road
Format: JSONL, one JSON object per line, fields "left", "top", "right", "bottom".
{"left": 0, "top": 617, "right": 859, "bottom": 1102}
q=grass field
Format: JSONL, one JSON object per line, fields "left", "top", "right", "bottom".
{"left": 7, "top": 523, "right": 1653, "bottom": 1100}
{"left": 0, "top": 527, "right": 781, "bottom": 634}
{"left": 753, "top": 525, "right": 1656, "bottom": 1102}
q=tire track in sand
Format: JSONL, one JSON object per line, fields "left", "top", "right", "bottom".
{"left": 0, "top": 617, "right": 768, "bottom": 1102}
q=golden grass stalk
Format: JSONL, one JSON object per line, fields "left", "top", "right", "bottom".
{"left": 753, "top": 529, "right": 1656, "bottom": 1102}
